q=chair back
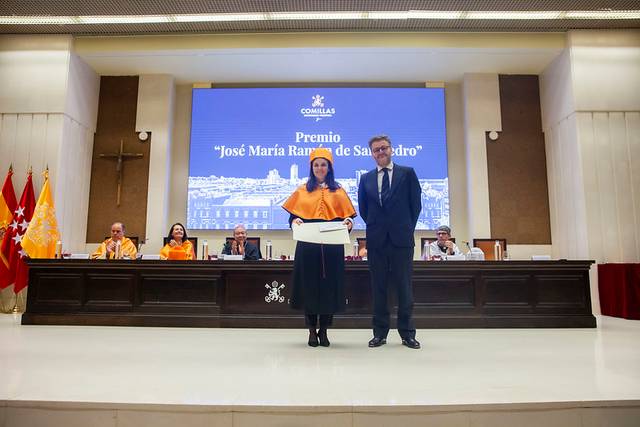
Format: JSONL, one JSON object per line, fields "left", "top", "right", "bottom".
{"left": 163, "top": 236, "right": 198, "bottom": 257}
{"left": 472, "top": 238, "right": 507, "bottom": 260}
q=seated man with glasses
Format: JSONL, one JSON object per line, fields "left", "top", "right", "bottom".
{"left": 221, "top": 224, "right": 261, "bottom": 260}
{"left": 429, "top": 225, "right": 461, "bottom": 256}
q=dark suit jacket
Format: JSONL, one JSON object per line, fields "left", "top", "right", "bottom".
{"left": 357, "top": 163, "right": 422, "bottom": 249}
{"left": 221, "top": 241, "right": 261, "bottom": 260}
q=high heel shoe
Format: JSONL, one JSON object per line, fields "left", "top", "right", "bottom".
{"left": 308, "top": 329, "right": 319, "bottom": 347}
{"left": 318, "top": 328, "right": 330, "bottom": 347}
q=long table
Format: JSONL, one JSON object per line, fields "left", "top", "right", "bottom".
{"left": 23, "top": 259, "right": 596, "bottom": 328}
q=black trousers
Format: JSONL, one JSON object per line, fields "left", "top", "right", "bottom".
{"left": 367, "top": 239, "right": 416, "bottom": 340}
{"left": 305, "top": 314, "right": 333, "bottom": 329}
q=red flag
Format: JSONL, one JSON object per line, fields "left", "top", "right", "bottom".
{"left": 0, "top": 166, "right": 17, "bottom": 270}
{"left": 0, "top": 171, "right": 36, "bottom": 293}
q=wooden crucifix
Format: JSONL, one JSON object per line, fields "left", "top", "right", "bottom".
{"left": 99, "top": 139, "right": 144, "bottom": 206}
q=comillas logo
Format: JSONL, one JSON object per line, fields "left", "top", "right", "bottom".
{"left": 301, "top": 94, "right": 335, "bottom": 122}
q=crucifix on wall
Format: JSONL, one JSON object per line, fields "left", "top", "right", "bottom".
{"left": 99, "top": 139, "right": 144, "bottom": 206}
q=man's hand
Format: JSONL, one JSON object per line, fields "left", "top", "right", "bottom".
{"left": 444, "top": 240, "right": 454, "bottom": 254}
{"left": 106, "top": 240, "right": 116, "bottom": 253}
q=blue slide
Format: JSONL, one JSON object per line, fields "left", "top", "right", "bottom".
{"left": 187, "top": 87, "right": 449, "bottom": 230}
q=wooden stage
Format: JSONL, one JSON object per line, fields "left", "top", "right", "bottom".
{"left": 23, "top": 259, "right": 596, "bottom": 328}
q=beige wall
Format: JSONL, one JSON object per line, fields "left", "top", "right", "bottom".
{"left": 540, "top": 29, "right": 640, "bottom": 313}
{"left": 0, "top": 35, "right": 99, "bottom": 252}
{"left": 136, "top": 75, "right": 175, "bottom": 251}
{"left": 541, "top": 29, "right": 640, "bottom": 263}
{"left": 0, "top": 35, "right": 99, "bottom": 309}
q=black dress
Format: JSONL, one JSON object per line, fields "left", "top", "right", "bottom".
{"left": 290, "top": 218, "right": 346, "bottom": 315}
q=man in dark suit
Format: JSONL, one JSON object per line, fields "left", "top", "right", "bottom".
{"left": 221, "top": 224, "right": 261, "bottom": 260}
{"left": 357, "top": 135, "right": 422, "bottom": 349}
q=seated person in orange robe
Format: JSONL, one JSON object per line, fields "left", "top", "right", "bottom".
{"left": 160, "top": 222, "right": 195, "bottom": 260}
{"left": 91, "top": 222, "right": 138, "bottom": 259}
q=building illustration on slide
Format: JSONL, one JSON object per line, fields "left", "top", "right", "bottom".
{"left": 187, "top": 166, "right": 449, "bottom": 230}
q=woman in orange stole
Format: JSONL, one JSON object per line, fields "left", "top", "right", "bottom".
{"left": 282, "top": 147, "right": 356, "bottom": 347}
{"left": 160, "top": 222, "right": 195, "bottom": 260}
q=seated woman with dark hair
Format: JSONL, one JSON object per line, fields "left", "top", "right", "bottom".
{"left": 160, "top": 222, "right": 195, "bottom": 260}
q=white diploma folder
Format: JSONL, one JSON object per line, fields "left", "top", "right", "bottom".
{"left": 292, "top": 222, "right": 350, "bottom": 245}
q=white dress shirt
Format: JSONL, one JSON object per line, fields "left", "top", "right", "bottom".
{"left": 376, "top": 161, "right": 394, "bottom": 203}
{"left": 429, "top": 240, "right": 462, "bottom": 256}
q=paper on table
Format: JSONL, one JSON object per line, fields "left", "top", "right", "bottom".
{"left": 292, "top": 222, "right": 350, "bottom": 245}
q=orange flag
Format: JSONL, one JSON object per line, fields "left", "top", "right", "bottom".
{"left": 22, "top": 170, "right": 60, "bottom": 260}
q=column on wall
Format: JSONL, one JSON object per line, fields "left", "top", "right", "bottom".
{"left": 0, "top": 35, "right": 99, "bottom": 252}
{"left": 462, "top": 73, "right": 502, "bottom": 241}
{"left": 136, "top": 75, "right": 176, "bottom": 250}
{"left": 540, "top": 29, "right": 640, "bottom": 314}
{"left": 541, "top": 30, "right": 640, "bottom": 264}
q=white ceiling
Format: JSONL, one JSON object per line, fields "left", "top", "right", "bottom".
{"left": 78, "top": 45, "right": 564, "bottom": 84}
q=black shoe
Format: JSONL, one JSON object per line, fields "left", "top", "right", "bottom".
{"left": 401, "top": 337, "right": 421, "bottom": 349}
{"left": 368, "top": 336, "right": 387, "bottom": 347}
{"left": 308, "top": 329, "right": 319, "bottom": 347}
{"left": 318, "top": 328, "right": 330, "bottom": 347}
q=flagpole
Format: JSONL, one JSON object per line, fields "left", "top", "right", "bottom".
{"left": 11, "top": 293, "right": 20, "bottom": 313}
{"left": 11, "top": 291, "right": 25, "bottom": 313}
{"left": 11, "top": 166, "right": 34, "bottom": 314}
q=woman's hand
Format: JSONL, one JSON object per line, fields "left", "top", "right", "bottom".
{"left": 343, "top": 218, "right": 353, "bottom": 231}
{"left": 293, "top": 218, "right": 303, "bottom": 226}
{"left": 169, "top": 239, "right": 178, "bottom": 247}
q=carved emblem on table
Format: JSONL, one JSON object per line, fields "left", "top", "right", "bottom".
{"left": 265, "top": 280, "right": 286, "bottom": 303}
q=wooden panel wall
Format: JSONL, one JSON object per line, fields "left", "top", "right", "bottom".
{"left": 487, "top": 75, "right": 552, "bottom": 244}
{"left": 86, "top": 76, "right": 150, "bottom": 243}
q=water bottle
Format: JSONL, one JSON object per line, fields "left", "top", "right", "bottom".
{"left": 202, "top": 240, "right": 208, "bottom": 260}
{"left": 115, "top": 240, "right": 122, "bottom": 259}
{"left": 494, "top": 240, "right": 503, "bottom": 261}
{"left": 352, "top": 241, "right": 359, "bottom": 257}
{"left": 266, "top": 240, "right": 272, "bottom": 260}
{"left": 423, "top": 241, "right": 431, "bottom": 261}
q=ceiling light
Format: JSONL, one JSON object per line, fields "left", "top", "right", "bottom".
{"left": 367, "top": 12, "right": 408, "bottom": 19}
{"left": 565, "top": 10, "right": 640, "bottom": 19}
{"left": 77, "top": 15, "right": 171, "bottom": 24}
{"left": 0, "top": 16, "right": 78, "bottom": 25}
{"left": 173, "top": 13, "right": 264, "bottom": 22}
{"left": 271, "top": 12, "right": 364, "bottom": 20}
{"left": 409, "top": 11, "right": 464, "bottom": 19}
{"left": 1, "top": 10, "right": 639, "bottom": 25}
{"left": 466, "top": 11, "right": 562, "bottom": 20}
